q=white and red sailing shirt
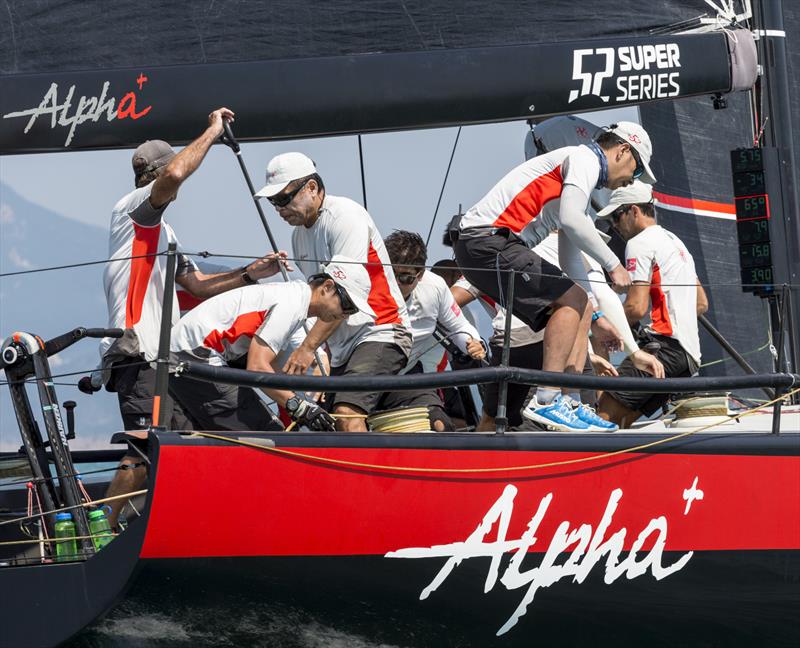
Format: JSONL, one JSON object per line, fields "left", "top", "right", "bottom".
{"left": 292, "top": 194, "right": 412, "bottom": 366}
{"left": 170, "top": 281, "right": 311, "bottom": 366}
{"left": 453, "top": 277, "right": 543, "bottom": 348}
{"left": 403, "top": 272, "right": 481, "bottom": 373}
{"left": 459, "top": 146, "right": 598, "bottom": 235}
{"left": 100, "top": 181, "right": 195, "bottom": 362}
{"left": 625, "top": 225, "right": 701, "bottom": 363}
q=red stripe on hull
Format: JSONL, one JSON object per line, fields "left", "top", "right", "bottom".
{"left": 140, "top": 446, "right": 800, "bottom": 559}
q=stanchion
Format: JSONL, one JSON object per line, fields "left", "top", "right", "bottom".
{"left": 771, "top": 285, "right": 789, "bottom": 435}
{"left": 495, "top": 269, "right": 515, "bottom": 434}
{"left": 152, "top": 242, "right": 177, "bottom": 428}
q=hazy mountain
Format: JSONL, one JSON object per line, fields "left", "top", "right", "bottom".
{"left": 0, "top": 183, "right": 122, "bottom": 450}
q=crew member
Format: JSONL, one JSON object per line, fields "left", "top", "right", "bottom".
{"left": 170, "top": 256, "right": 374, "bottom": 432}
{"left": 98, "top": 108, "right": 288, "bottom": 429}
{"left": 453, "top": 122, "right": 657, "bottom": 431}
{"left": 384, "top": 230, "right": 486, "bottom": 431}
{"left": 99, "top": 108, "right": 288, "bottom": 527}
{"left": 255, "top": 153, "right": 412, "bottom": 431}
{"left": 596, "top": 181, "right": 708, "bottom": 428}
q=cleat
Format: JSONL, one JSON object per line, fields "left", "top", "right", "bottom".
{"left": 572, "top": 403, "right": 619, "bottom": 432}
{"left": 522, "top": 395, "right": 591, "bottom": 431}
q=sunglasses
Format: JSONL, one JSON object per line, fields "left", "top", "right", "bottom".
{"left": 309, "top": 273, "right": 360, "bottom": 316}
{"left": 611, "top": 205, "right": 631, "bottom": 223}
{"left": 334, "top": 283, "right": 359, "bottom": 316}
{"left": 268, "top": 178, "right": 310, "bottom": 208}
{"left": 396, "top": 271, "right": 422, "bottom": 285}
{"left": 629, "top": 146, "right": 645, "bottom": 179}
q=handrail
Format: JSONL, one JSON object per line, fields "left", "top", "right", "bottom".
{"left": 178, "top": 361, "right": 800, "bottom": 395}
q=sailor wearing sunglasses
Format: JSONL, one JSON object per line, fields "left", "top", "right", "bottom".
{"left": 255, "top": 153, "right": 412, "bottom": 431}
{"left": 169, "top": 256, "right": 373, "bottom": 433}
{"left": 454, "top": 121, "right": 657, "bottom": 431}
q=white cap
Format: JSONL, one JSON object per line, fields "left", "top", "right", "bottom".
{"left": 597, "top": 180, "right": 654, "bottom": 218}
{"left": 606, "top": 121, "right": 657, "bottom": 184}
{"left": 321, "top": 255, "right": 376, "bottom": 319}
{"left": 254, "top": 152, "right": 317, "bottom": 198}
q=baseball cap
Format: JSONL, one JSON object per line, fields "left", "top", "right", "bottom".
{"left": 597, "top": 180, "right": 655, "bottom": 218}
{"left": 320, "top": 255, "right": 376, "bottom": 319}
{"left": 605, "top": 121, "right": 657, "bottom": 184}
{"left": 132, "top": 140, "right": 175, "bottom": 178}
{"left": 254, "top": 152, "right": 317, "bottom": 198}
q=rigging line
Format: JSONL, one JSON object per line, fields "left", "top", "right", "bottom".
{"left": 699, "top": 338, "right": 772, "bottom": 368}
{"left": 184, "top": 252, "right": 800, "bottom": 289}
{"left": 187, "top": 386, "right": 800, "bottom": 476}
{"left": 357, "top": 134, "right": 368, "bottom": 210}
{"left": 1, "top": 462, "right": 145, "bottom": 489}
{"left": 0, "top": 489, "right": 148, "bottom": 528}
{"left": 0, "top": 360, "right": 154, "bottom": 386}
{"left": 425, "top": 126, "right": 462, "bottom": 247}
{"left": 0, "top": 251, "right": 166, "bottom": 278}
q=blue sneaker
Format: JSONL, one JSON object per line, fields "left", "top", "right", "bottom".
{"left": 572, "top": 403, "right": 619, "bottom": 432}
{"left": 522, "top": 395, "right": 591, "bottom": 431}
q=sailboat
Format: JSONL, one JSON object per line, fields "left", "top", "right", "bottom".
{"left": 1, "top": 1, "right": 798, "bottom": 646}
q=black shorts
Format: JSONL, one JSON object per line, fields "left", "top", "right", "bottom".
{"left": 329, "top": 341, "right": 409, "bottom": 413}
{"left": 454, "top": 229, "right": 575, "bottom": 332}
{"left": 329, "top": 348, "right": 452, "bottom": 429}
{"left": 107, "top": 357, "right": 193, "bottom": 431}
{"left": 605, "top": 334, "right": 699, "bottom": 416}
{"left": 483, "top": 341, "right": 544, "bottom": 428}
{"left": 169, "top": 374, "right": 282, "bottom": 432}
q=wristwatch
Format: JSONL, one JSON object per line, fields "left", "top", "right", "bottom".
{"left": 241, "top": 267, "right": 257, "bottom": 285}
{"left": 285, "top": 396, "right": 301, "bottom": 415}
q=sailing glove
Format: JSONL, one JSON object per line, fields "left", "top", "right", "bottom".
{"left": 290, "top": 399, "right": 336, "bottom": 431}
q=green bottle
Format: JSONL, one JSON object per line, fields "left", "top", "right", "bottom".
{"left": 88, "top": 509, "right": 114, "bottom": 550}
{"left": 54, "top": 512, "right": 77, "bottom": 562}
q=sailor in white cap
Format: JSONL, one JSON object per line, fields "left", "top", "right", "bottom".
{"left": 169, "top": 255, "right": 374, "bottom": 433}
{"left": 453, "top": 120, "right": 657, "bottom": 431}
{"left": 255, "top": 152, "right": 413, "bottom": 432}
{"left": 595, "top": 181, "right": 708, "bottom": 428}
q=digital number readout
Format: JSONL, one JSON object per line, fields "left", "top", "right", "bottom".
{"left": 731, "top": 148, "right": 763, "bottom": 173}
{"left": 735, "top": 194, "right": 769, "bottom": 220}
{"left": 741, "top": 266, "right": 773, "bottom": 287}
{"left": 737, "top": 218, "right": 770, "bottom": 244}
{"left": 738, "top": 242, "right": 772, "bottom": 269}
{"left": 733, "top": 171, "right": 765, "bottom": 196}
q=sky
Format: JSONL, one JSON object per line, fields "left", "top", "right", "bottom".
{"left": 1, "top": 106, "right": 636, "bottom": 267}
{"left": 0, "top": 106, "right": 635, "bottom": 449}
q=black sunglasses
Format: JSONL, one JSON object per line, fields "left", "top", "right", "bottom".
{"left": 396, "top": 271, "right": 422, "bottom": 285}
{"left": 611, "top": 205, "right": 631, "bottom": 223}
{"left": 309, "top": 273, "right": 360, "bottom": 316}
{"left": 334, "top": 283, "right": 359, "bottom": 316}
{"left": 268, "top": 178, "right": 310, "bottom": 208}
{"left": 629, "top": 146, "right": 645, "bottom": 179}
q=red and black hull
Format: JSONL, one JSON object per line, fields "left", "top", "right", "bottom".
{"left": 3, "top": 428, "right": 799, "bottom": 647}
{"left": 133, "top": 429, "right": 800, "bottom": 646}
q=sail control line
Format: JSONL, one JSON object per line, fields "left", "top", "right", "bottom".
{"left": 219, "top": 121, "right": 328, "bottom": 376}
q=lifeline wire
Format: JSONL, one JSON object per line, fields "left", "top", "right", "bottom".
{"left": 1, "top": 246, "right": 796, "bottom": 290}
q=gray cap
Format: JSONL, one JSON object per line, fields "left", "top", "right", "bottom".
{"left": 132, "top": 140, "right": 176, "bottom": 179}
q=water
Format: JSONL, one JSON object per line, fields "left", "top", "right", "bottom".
{"left": 69, "top": 600, "right": 413, "bottom": 648}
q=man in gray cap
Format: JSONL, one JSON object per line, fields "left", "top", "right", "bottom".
{"left": 95, "top": 108, "right": 290, "bottom": 526}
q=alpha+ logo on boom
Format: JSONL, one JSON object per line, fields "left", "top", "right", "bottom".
{"left": 568, "top": 43, "right": 682, "bottom": 105}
